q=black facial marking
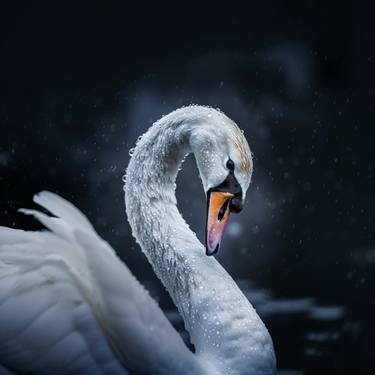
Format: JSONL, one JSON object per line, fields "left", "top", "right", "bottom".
{"left": 226, "top": 158, "right": 235, "bottom": 171}
{"left": 210, "top": 168, "right": 243, "bottom": 214}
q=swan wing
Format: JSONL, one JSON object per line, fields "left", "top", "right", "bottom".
{"left": 0, "top": 192, "right": 200, "bottom": 375}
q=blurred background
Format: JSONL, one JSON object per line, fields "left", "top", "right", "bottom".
{"left": 0, "top": 2, "right": 374, "bottom": 374}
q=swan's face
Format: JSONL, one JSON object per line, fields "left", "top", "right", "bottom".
{"left": 190, "top": 115, "right": 253, "bottom": 255}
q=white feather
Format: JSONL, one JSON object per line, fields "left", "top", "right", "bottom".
{"left": 0, "top": 192, "right": 200, "bottom": 375}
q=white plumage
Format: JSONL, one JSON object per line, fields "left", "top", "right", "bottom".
{"left": 0, "top": 106, "right": 276, "bottom": 375}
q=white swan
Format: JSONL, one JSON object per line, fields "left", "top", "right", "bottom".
{"left": 0, "top": 106, "right": 276, "bottom": 375}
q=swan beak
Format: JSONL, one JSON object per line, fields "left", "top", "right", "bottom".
{"left": 206, "top": 191, "right": 234, "bottom": 256}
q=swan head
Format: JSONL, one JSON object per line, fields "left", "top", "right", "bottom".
{"left": 189, "top": 108, "right": 253, "bottom": 256}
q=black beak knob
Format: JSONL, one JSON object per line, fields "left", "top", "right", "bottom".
{"left": 229, "top": 196, "right": 243, "bottom": 213}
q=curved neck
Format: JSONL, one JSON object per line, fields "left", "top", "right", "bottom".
{"left": 124, "top": 108, "right": 275, "bottom": 375}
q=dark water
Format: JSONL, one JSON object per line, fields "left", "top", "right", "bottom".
{"left": 0, "top": 2, "right": 374, "bottom": 374}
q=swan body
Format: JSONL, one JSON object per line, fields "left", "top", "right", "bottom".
{"left": 0, "top": 106, "right": 276, "bottom": 375}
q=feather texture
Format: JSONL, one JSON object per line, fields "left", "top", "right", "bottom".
{"left": 0, "top": 192, "right": 201, "bottom": 375}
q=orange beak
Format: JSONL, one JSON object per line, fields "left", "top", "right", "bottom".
{"left": 206, "top": 191, "right": 234, "bottom": 255}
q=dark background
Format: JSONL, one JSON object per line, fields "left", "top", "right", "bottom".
{"left": 0, "top": 2, "right": 374, "bottom": 374}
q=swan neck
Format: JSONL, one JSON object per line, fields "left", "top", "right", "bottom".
{"left": 124, "top": 109, "right": 275, "bottom": 375}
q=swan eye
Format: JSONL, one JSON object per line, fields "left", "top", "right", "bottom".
{"left": 226, "top": 159, "right": 235, "bottom": 171}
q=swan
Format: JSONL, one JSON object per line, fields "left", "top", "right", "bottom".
{"left": 0, "top": 105, "right": 276, "bottom": 375}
